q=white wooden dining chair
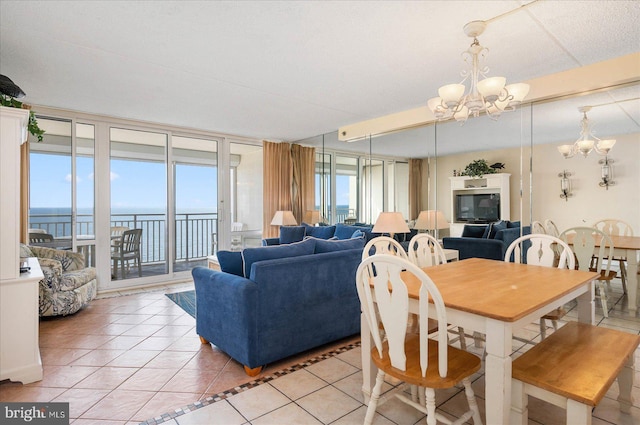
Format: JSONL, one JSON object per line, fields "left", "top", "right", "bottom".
{"left": 362, "top": 236, "right": 408, "bottom": 261}
{"left": 531, "top": 220, "right": 546, "bottom": 234}
{"left": 560, "top": 227, "right": 615, "bottom": 318}
{"left": 356, "top": 255, "right": 483, "bottom": 425}
{"left": 505, "top": 234, "right": 575, "bottom": 340}
{"left": 544, "top": 219, "right": 560, "bottom": 238}
{"left": 593, "top": 219, "right": 634, "bottom": 294}
{"left": 407, "top": 233, "right": 467, "bottom": 349}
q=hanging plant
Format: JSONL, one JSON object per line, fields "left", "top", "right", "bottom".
{"left": 0, "top": 94, "right": 45, "bottom": 142}
{"left": 461, "top": 159, "right": 496, "bottom": 178}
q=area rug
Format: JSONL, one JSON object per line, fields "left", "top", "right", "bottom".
{"left": 165, "top": 290, "right": 196, "bottom": 318}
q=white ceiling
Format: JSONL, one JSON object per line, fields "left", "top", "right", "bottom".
{"left": 1, "top": 1, "right": 639, "bottom": 157}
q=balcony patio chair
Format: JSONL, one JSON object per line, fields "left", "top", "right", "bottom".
{"left": 356, "top": 255, "right": 483, "bottom": 425}
{"left": 110, "top": 226, "right": 129, "bottom": 252}
{"left": 111, "top": 228, "right": 142, "bottom": 279}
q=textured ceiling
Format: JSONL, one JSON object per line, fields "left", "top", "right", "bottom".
{"left": 1, "top": 1, "right": 639, "bottom": 157}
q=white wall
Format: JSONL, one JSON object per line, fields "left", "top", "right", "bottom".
{"left": 426, "top": 131, "right": 639, "bottom": 235}
{"left": 235, "top": 148, "right": 263, "bottom": 231}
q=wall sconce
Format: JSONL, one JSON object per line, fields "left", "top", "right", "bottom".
{"left": 598, "top": 156, "right": 615, "bottom": 190}
{"left": 558, "top": 170, "right": 573, "bottom": 201}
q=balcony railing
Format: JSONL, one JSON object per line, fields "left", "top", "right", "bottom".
{"left": 29, "top": 212, "right": 218, "bottom": 264}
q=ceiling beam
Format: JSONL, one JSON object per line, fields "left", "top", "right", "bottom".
{"left": 338, "top": 52, "right": 640, "bottom": 142}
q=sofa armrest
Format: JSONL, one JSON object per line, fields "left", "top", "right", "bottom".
{"left": 261, "top": 237, "right": 280, "bottom": 246}
{"left": 442, "top": 237, "right": 504, "bottom": 260}
{"left": 192, "top": 267, "right": 259, "bottom": 365}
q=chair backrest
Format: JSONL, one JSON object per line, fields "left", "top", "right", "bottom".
{"left": 531, "top": 221, "right": 546, "bottom": 234}
{"left": 120, "top": 229, "right": 142, "bottom": 253}
{"left": 544, "top": 219, "right": 560, "bottom": 238}
{"left": 231, "top": 222, "right": 244, "bottom": 232}
{"left": 593, "top": 219, "right": 634, "bottom": 237}
{"left": 356, "top": 254, "right": 448, "bottom": 378}
{"left": 28, "top": 228, "right": 47, "bottom": 234}
{"left": 504, "top": 234, "right": 575, "bottom": 270}
{"left": 29, "top": 232, "right": 54, "bottom": 243}
{"left": 407, "top": 233, "right": 446, "bottom": 268}
{"left": 560, "top": 227, "right": 613, "bottom": 273}
{"left": 110, "top": 226, "right": 129, "bottom": 238}
{"left": 362, "top": 236, "right": 408, "bottom": 261}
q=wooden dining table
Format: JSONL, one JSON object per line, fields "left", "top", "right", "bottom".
{"left": 565, "top": 234, "right": 640, "bottom": 312}
{"left": 360, "top": 257, "right": 599, "bottom": 425}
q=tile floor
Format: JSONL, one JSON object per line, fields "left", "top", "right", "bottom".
{"left": 1, "top": 277, "right": 640, "bottom": 424}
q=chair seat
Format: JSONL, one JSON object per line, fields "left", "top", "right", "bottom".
{"left": 371, "top": 334, "right": 481, "bottom": 389}
{"left": 542, "top": 307, "right": 566, "bottom": 321}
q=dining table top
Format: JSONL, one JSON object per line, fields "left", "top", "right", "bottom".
{"left": 398, "top": 258, "right": 599, "bottom": 323}
{"left": 564, "top": 233, "right": 640, "bottom": 250}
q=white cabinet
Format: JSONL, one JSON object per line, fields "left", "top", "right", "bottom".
{"left": 0, "top": 258, "right": 43, "bottom": 384}
{"left": 449, "top": 173, "right": 510, "bottom": 237}
{"left": 0, "top": 106, "right": 43, "bottom": 384}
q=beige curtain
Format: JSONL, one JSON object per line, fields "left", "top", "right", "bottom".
{"left": 291, "top": 144, "right": 315, "bottom": 224}
{"left": 263, "top": 141, "right": 293, "bottom": 238}
{"left": 409, "top": 158, "right": 423, "bottom": 220}
{"left": 20, "top": 141, "right": 29, "bottom": 244}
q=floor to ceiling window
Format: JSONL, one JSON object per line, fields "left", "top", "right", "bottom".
{"left": 110, "top": 127, "right": 167, "bottom": 281}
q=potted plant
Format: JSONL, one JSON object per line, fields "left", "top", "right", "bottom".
{"left": 461, "top": 159, "right": 496, "bottom": 178}
{"left": 0, "top": 75, "right": 44, "bottom": 142}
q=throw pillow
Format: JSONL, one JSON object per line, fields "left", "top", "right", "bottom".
{"left": 20, "top": 243, "right": 34, "bottom": 258}
{"left": 242, "top": 237, "right": 316, "bottom": 278}
{"left": 489, "top": 220, "right": 508, "bottom": 239}
{"left": 303, "top": 223, "right": 336, "bottom": 239}
{"left": 462, "top": 225, "right": 488, "bottom": 238}
{"left": 334, "top": 223, "right": 372, "bottom": 240}
{"left": 507, "top": 221, "right": 521, "bottom": 228}
{"left": 314, "top": 237, "right": 365, "bottom": 253}
{"left": 351, "top": 229, "right": 364, "bottom": 239}
{"left": 216, "top": 250, "right": 244, "bottom": 277}
{"left": 279, "top": 226, "right": 306, "bottom": 244}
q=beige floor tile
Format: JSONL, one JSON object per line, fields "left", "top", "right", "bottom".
{"left": 71, "top": 420, "right": 127, "bottom": 425}
{"left": 269, "top": 369, "right": 327, "bottom": 401}
{"left": 176, "top": 400, "right": 246, "bottom": 425}
{"left": 144, "top": 350, "right": 196, "bottom": 369}
{"left": 130, "top": 391, "right": 202, "bottom": 422}
{"left": 106, "top": 350, "right": 160, "bottom": 367}
{"left": 73, "top": 367, "right": 138, "bottom": 390}
{"left": 52, "top": 388, "right": 110, "bottom": 419}
{"left": 0, "top": 384, "right": 66, "bottom": 402}
{"left": 117, "top": 367, "right": 179, "bottom": 391}
{"left": 304, "top": 356, "right": 359, "bottom": 384}
{"left": 331, "top": 405, "right": 395, "bottom": 425}
{"left": 69, "top": 349, "right": 127, "bottom": 367}
{"left": 80, "top": 389, "right": 156, "bottom": 421}
{"left": 296, "top": 385, "right": 362, "bottom": 424}
{"left": 152, "top": 324, "right": 194, "bottom": 338}
{"left": 40, "top": 347, "right": 93, "bottom": 366}
{"left": 182, "top": 347, "right": 230, "bottom": 370}
{"left": 132, "top": 336, "right": 179, "bottom": 351}
{"left": 226, "top": 383, "right": 290, "bottom": 421}
{"left": 251, "top": 402, "right": 323, "bottom": 425}
{"left": 160, "top": 368, "right": 219, "bottom": 394}
{"left": 121, "top": 323, "right": 165, "bottom": 337}
{"left": 27, "top": 365, "right": 100, "bottom": 388}
{"left": 97, "top": 335, "right": 146, "bottom": 350}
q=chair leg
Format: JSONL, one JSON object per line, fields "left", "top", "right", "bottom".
{"left": 462, "top": 377, "right": 483, "bottom": 425}
{"left": 137, "top": 255, "right": 142, "bottom": 277}
{"left": 425, "top": 387, "right": 437, "bottom": 425}
{"left": 598, "top": 281, "right": 609, "bottom": 318}
{"left": 619, "top": 259, "right": 628, "bottom": 294}
{"left": 364, "top": 370, "right": 385, "bottom": 425}
{"left": 540, "top": 319, "right": 547, "bottom": 340}
{"left": 457, "top": 327, "right": 467, "bottom": 350}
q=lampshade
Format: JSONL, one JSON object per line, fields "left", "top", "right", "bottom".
{"left": 372, "top": 212, "right": 409, "bottom": 235}
{"left": 303, "top": 210, "right": 321, "bottom": 224}
{"left": 414, "top": 210, "right": 449, "bottom": 230}
{"left": 270, "top": 210, "right": 297, "bottom": 226}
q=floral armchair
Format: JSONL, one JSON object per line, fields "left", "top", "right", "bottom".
{"left": 20, "top": 244, "right": 97, "bottom": 317}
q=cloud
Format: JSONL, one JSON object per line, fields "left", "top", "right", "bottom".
{"left": 65, "top": 174, "right": 82, "bottom": 183}
{"left": 110, "top": 172, "right": 119, "bottom": 181}
{"left": 88, "top": 173, "right": 94, "bottom": 180}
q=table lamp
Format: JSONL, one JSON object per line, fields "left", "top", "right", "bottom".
{"left": 372, "top": 212, "right": 409, "bottom": 239}
{"left": 270, "top": 210, "right": 297, "bottom": 227}
{"left": 303, "top": 210, "right": 322, "bottom": 226}
{"left": 414, "top": 210, "right": 449, "bottom": 238}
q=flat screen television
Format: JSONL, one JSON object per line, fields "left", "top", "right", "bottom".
{"left": 455, "top": 193, "right": 500, "bottom": 223}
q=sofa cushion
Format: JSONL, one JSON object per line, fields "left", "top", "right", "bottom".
{"left": 217, "top": 250, "right": 244, "bottom": 276}
{"left": 462, "top": 225, "right": 488, "bottom": 238}
{"left": 351, "top": 229, "right": 364, "bottom": 239}
{"left": 507, "top": 220, "right": 521, "bottom": 228}
{"left": 20, "top": 243, "right": 34, "bottom": 257}
{"left": 302, "top": 223, "right": 336, "bottom": 239}
{"left": 279, "top": 226, "right": 306, "bottom": 244}
{"left": 314, "top": 237, "right": 365, "bottom": 253}
{"left": 242, "top": 237, "right": 316, "bottom": 278}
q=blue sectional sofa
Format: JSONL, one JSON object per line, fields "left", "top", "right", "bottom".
{"left": 262, "top": 222, "right": 417, "bottom": 246}
{"left": 442, "top": 221, "right": 530, "bottom": 261}
{"left": 192, "top": 236, "right": 364, "bottom": 375}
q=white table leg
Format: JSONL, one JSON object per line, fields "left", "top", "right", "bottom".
{"left": 361, "top": 312, "right": 375, "bottom": 404}
{"left": 566, "top": 399, "right": 593, "bottom": 425}
{"left": 509, "top": 379, "right": 528, "bottom": 425}
{"left": 484, "top": 320, "right": 512, "bottom": 425}
{"left": 576, "top": 280, "right": 595, "bottom": 324}
{"left": 626, "top": 249, "right": 638, "bottom": 311}
{"left": 617, "top": 353, "right": 635, "bottom": 413}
